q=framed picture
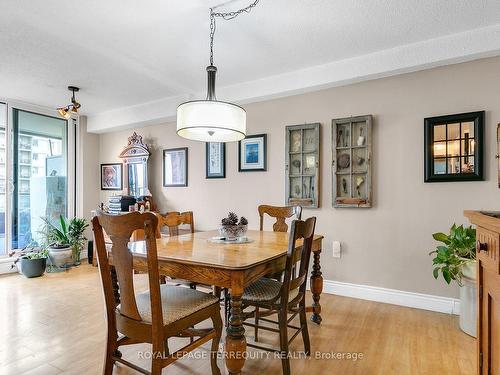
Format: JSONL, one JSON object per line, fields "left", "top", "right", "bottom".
{"left": 206, "top": 142, "right": 226, "bottom": 178}
{"left": 424, "top": 111, "right": 484, "bottom": 182}
{"left": 239, "top": 134, "right": 267, "bottom": 172}
{"left": 101, "top": 163, "right": 123, "bottom": 190}
{"left": 163, "top": 148, "right": 188, "bottom": 187}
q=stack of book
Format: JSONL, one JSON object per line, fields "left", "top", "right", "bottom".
{"left": 108, "top": 196, "right": 122, "bottom": 215}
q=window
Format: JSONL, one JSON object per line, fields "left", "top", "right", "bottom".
{"left": 11, "top": 109, "right": 69, "bottom": 250}
{"left": 424, "top": 111, "right": 484, "bottom": 182}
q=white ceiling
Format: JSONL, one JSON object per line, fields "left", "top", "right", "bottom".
{"left": 1, "top": 0, "right": 500, "bottom": 132}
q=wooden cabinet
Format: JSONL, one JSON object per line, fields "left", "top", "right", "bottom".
{"left": 464, "top": 211, "right": 500, "bottom": 374}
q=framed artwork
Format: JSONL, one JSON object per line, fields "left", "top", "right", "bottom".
{"left": 331, "top": 115, "right": 372, "bottom": 208}
{"left": 424, "top": 111, "right": 484, "bottom": 182}
{"left": 100, "top": 163, "right": 123, "bottom": 190}
{"left": 285, "top": 123, "right": 320, "bottom": 208}
{"left": 206, "top": 142, "right": 226, "bottom": 178}
{"left": 239, "top": 134, "right": 267, "bottom": 172}
{"left": 163, "top": 148, "right": 188, "bottom": 187}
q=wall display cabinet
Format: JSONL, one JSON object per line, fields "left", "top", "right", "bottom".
{"left": 332, "top": 115, "right": 372, "bottom": 208}
{"left": 285, "top": 123, "right": 320, "bottom": 208}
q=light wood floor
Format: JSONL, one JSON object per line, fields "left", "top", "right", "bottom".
{"left": 0, "top": 264, "right": 475, "bottom": 375}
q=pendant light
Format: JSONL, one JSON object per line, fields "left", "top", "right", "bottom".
{"left": 177, "top": 0, "right": 260, "bottom": 142}
{"left": 57, "top": 86, "right": 81, "bottom": 119}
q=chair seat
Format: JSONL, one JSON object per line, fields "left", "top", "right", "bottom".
{"left": 242, "top": 277, "right": 299, "bottom": 304}
{"left": 119, "top": 285, "right": 219, "bottom": 325}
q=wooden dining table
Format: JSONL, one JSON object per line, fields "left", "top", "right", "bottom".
{"left": 124, "top": 229, "right": 324, "bottom": 375}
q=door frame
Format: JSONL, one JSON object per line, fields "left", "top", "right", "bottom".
{"left": 0, "top": 98, "right": 76, "bottom": 254}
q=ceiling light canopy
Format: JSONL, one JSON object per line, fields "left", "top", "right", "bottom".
{"left": 176, "top": 0, "right": 260, "bottom": 143}
{"left": 57, "top": 86, "right": 81, "bottom": 119}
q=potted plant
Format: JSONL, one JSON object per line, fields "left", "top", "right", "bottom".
{"left": 40, "top": 215, "right": 88, "bottom": 268}
{"left": 429, "top": 223, "right": 476, "bottom": 337}
{"left": 219, "top": 212, "right": 248, "bottom": 240}
{"left": 68, "top": 217, "right": 89, "bottom": 265}
{"left": 9, "top": 243, "right": 48, "bottom": 278}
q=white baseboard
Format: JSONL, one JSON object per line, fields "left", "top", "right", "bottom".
{"left": 0, "top": 258, "right": 17, "bottom": 275}
{"left": 320, "top": 279, "right": 460, "bottom": 315}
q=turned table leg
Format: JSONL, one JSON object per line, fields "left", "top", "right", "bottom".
{"left": 310, "top": 249, "right": 323, "bottom": 324}
{"left": 225, "top": 292, "right": 246, "bottom": 375}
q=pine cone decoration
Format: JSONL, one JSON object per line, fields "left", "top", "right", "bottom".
{"left": 239, "top": 217, "right": 248, "bottom": 226}
{"left": 227, "top": 212, "right": 238, "bottom": 225}
{"left": 221, "top": 218, "right": 231, "bottom": 226}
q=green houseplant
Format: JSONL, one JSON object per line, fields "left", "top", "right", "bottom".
{"left": 9, "top": 243, "right": 48, "bottom": 278}
{"left": 68, "top": 217, "right": 89, "bottom": 265}
{"left": 40, "top": 215, "right": 88, "bottom": 268}
{"left": 429, "top": 223, "right": 477, "bottom": 337}
{"left": 429, "top": 224, "right": 476, "bottom": 286}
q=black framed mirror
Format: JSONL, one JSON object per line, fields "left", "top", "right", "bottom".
{"left": 424, "top": 111, "right": 484, "bottom": 182}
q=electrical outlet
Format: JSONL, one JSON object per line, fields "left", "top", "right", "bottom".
{"left": 332, "top": 241, "right": 341, "bottom": 258}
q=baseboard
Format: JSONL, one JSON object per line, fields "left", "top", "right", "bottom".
{"left": 319, "top": 279, "right": 460, "bottom": 315}
{"left": 0, "top": 258, "right": 17, "bottom": 275}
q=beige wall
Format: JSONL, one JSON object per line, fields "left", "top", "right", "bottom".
{"left": 78, "top": 117, "right": 100, "bottom": 241}
{"left": 97, "top": 57, "right": 500, "bottom": 299}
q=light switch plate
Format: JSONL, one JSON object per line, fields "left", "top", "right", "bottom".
{"left": 333, "top": 241, "right": 341, "bottom": 258}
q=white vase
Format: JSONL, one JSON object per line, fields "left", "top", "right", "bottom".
{"left": 459, "top": 275, "right": 477, "bottom": 337}
{"left": 48, "top": 245, "right": 73, "bottom": 268}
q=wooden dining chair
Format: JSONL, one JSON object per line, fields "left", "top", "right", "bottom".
{"left": 224, "top": 205, "right": 303, "bottom": 325}
{"left": 156, "top": 211, "right": 194, "bottom": 237}
{"left": 258, "top": 204, "right": 302, "bottom": 232}
{"left": 156, "top": 211, "right": 197, "bottom": 289}
{"left": 92, "top": 211, "right": 222, "bottom": 375}
{"left": 241, "top": 217, "right": 316, "bottom": 375}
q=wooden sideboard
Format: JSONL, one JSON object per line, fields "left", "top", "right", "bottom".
{"left": 464, "top": 210, "right": 500, "bottom": 374}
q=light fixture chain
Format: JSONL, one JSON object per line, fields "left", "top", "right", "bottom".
{"left": 209, "top": 0, "right": 260, "bottom": 66}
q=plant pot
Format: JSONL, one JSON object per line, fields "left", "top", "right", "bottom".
{"left": 19, "top": 257, "right": 46, "bottom": 278}
{"left": 48, "top": 244, "right": 73, "bottom": 268}
{"left": 459, "top": 275, "right": 477, "bottom": 338}
{"left": 218, "top": 225, "right": 248, "bottom": 240}
{"left": 460, "top": 259, "right": 476, "bottom": 280}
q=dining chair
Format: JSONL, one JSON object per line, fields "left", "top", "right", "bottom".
{"left": 241, "top": 217, "right": 316, "bottom": 375}
{"left": 224, "top": 205, "right": 303, "bottom": 325}
{"left": 156, "top": 210, "right": 194, "bottom": 237}
{"left": 258, "top": 204, "right": 302, "bottom": 232}
{"left": 156, "top": 211, "right": 197, "bottom": 289}
{"left": 92, "top": 211, "right": 222, "bottom": 375}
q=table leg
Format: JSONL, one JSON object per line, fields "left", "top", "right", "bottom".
{"left": 310, "top": 249, "right": 323, "bottom": 324}
{"left": 225, "top": 293, "right": 246, "bottom": 375}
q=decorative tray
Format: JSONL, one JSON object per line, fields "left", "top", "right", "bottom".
{"left": 207, "top": 236, "right": 254, "bottom": 244}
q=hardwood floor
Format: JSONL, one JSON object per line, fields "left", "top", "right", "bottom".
{"left": 0, "top": 264, "right": 475, "bottom": 374}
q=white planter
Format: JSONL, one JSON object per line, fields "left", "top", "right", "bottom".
{"left": 459, "top": 276, "right": 477, "bottom": 337}
{"left": 48, "top": 245, "right": 73, "bottom": 268}
{"left": 460, "top": 259, "right": 476, "bottom": 280}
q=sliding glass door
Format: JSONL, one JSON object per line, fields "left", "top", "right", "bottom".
{"left": 11, "top": 109, "right": 68, "bottom": 250}
{"left": 0, "top": 104, "right": 6, "bottom": 255}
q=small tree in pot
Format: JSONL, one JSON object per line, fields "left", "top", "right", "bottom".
{"left": 429, "top": 223, "right": 476, "bottom": 337}
{"left": 68, "top": 218, "right": 89, "bottom": 265}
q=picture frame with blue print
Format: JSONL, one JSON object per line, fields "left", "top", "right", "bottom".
{"left": 238, "top": 134, "right": 267, "bottom": 172}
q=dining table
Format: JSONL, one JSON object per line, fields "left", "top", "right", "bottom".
{"left": 123, "top": 229, "right": 324, "bottom": 374}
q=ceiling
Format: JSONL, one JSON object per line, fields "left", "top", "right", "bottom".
{"left": 1, "top": 0, "right": 500, "bottom": 132}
